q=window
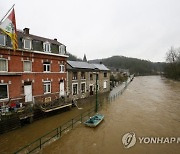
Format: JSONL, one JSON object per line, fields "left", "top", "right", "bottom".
{"left": 94, "top": 84, "right": 99, "bottom": 91}
{"left": 0, "top": 84, "right": 8, "bottom": 100}
{"left": 72, "top": 72, "right": 77, "bottom": 80}
{"left": 103, "top": 81, "right": 107, "bottom": 89}
{"left": 24, "top": 39, "right": 32, "bottom": 49}
{"left": 23, "top": 61, "right": 32, "bottom": 72}
{"left": 0, "top": 58, "right": 8, "bottom": 72}
{"left": 104, "top": 72, "right": 107, "bottom": 77}
{"left": 43, "top": 81, "right": 51, "bottom": 94}
{"left": 60, "top": 64, "right": 65, "bottom": 73}
{"left": 81, "top": 82, "right": 86, "bottom": 93}
{"left": 43, "top": 62, "right": 50, "bottom": 72}
{"left": 43, "top": 42, "right": 51, "bottom": 53}
{"left": 59, "top": 45, "right": 65, "bottom": 55}
{"left": 72, "top": 83, "right": 78, "bottom": 95}
{"left": 90, "top": 74, "right": 93, "bottom": 80}
{"left": 81, "top": 72, "right": 85, "bottom": 79}
{"left": 0, "top": 34, "right": 6, "bottom": 46}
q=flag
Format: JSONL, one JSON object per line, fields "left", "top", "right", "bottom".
{"left": 0, "top": 8, "right": 18, "bottom": 50}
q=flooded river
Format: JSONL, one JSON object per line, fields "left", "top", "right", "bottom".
{"left": 0, "top": 76, "right": 180, "bottom": 154}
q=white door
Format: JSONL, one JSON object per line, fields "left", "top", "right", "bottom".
{"left": 60, "top": 81, "right": 65, "bottom": 97}
{"left": 24, "top": 85, "right": 32, "bottom": 102}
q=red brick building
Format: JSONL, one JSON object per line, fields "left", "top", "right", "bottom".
{"left": 0, "top": 28, "right": 68, "bottom": 107}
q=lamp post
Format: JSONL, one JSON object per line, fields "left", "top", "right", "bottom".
{"left": 95, "top": 69, "right": 98, "bottom": 113}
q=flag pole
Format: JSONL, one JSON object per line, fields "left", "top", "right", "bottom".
{"left": 0, "top": 4, "right": 15, "bottom": 24}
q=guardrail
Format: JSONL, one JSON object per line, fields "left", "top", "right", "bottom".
{"left": 14, "top": 105, "right": 97, "bottom": 154}
{"left": 109, "top": 75, "right": 133, "bottom": 102}
{"left": 14, "top": 76, "right": 134, "bottom": 154}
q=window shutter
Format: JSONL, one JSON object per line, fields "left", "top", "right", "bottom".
{"left": 43, "top": 43, "right": 45, "bottom": 51}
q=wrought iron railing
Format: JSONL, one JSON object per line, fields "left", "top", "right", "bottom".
{"left": 14, "top": 105, "right": 97, "bottom": 154}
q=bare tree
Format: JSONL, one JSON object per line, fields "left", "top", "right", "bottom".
{"left": 165, "top": 46, "right": 180, "bottom": 80}
{"left": 166, "top": 47, "right": 179, "bottom": 63}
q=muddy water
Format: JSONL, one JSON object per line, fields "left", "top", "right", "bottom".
{"left": 41, "top": 76, "right": 180, "bottom": 154}
{"left": 0, "top": 76, "right": 180, "bottom": 154}
{"left": 0, "top": 91, "right": 109, "bottom": 153}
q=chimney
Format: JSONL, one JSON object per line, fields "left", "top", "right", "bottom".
{"left": 23, "top": 28, "right": 30, "bottom": 35}
{"left": 54, "top": 38, "right": 57, "bottom": 41}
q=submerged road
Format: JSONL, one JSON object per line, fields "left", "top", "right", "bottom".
{"left": 42, "top": 76, "right": 180, "bottom": 154}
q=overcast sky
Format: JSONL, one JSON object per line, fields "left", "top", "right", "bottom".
{"left": 1, "top": 0, "right": 180, "bottom": 62}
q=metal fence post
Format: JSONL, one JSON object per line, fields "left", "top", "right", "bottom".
{"left": 60, "top": 126, "right": 62, "bottom": 137}
{"left": 57, "top": 127, "right": 59, "bottom": 137}
{"left": 72, "top": 119, "right": 73, "bottom": 129}
{"left": 39, "top": 138, "right": 42, "bottom": 149}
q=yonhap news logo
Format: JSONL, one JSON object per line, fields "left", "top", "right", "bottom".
{"left": 122, "top": 132, "right": 136, "bottom": 148}
{"left": 122, "top": 132, "right": 180, "bottom": 149}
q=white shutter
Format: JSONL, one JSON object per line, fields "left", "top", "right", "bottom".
{"left": 103, "top": 81, "right": 107, "bottom": 89}
{"left": 43, "top": 43, "right": 45, "bottom": 51}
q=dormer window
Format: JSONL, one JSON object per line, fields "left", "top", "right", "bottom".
{"left": 59, "top": 45, "right": 65, "bottom": 55}
{"left": 43, "top": 42, "right": 51, "bottom": 53}
{"left": 0, "top": 34, "right": 6, "bottom": 46}
{"left": 24, "top": 39, "right": 32, "bottom": 49}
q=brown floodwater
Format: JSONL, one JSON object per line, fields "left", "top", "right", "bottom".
{"left": 41, "top": 76, "right": 180, "bottom": 154}
{"left": 0, "top": 87, "right": 109, "bottom": 153}
{"left": 0, "top": 76, "right": 180, "bottom": 154}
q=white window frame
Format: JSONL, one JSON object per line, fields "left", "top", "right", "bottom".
{"left": 60, "top": 64, "right": 65, "bottom": 73}
{"left": 81, "top": 82, "right": 86, "bottom": 93}
{"left": 94, "top": 83, "right": 99, "bottom": 91}
{"left": 72, "top": 72, "right": 78, "bottom": 80}
{"left": 0, "top": 83, "right": 9, "bottom": 101}
{"left": 90, "top": 73, "right": 93, "bottom": 80}
{"left": 72, "top": 83, "right": 78, "bottom": 95}
{"left": 81, "top": 72, "right": 86, "bottom": 79}
{"left": 23, "top": 60, "right": 32, "bottom": 72}
{"left": 0, "top": 58, "right": 8, "bottom": 72}
{"left": 43, "top": 42, "right": 51, "bottom": 53}
{"left": 43, "top": 62, "right": 51, "bottom": 72}
{"left": 43, "top": 81, "right": 51, "bottom": 94}
{"left": 23, "top": 39, "right": 32, "bottom": 50}
{"left": 59, "top": 45, "right": 65, "bottom": 55}
{"left": 0, "top": 34, "right": 6, "bottom": 46}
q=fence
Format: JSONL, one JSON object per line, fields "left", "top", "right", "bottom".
{"left": 14, "top": 105, "right": 97, "bottom": 154}
{"left": 108, "top": 76, "right": 133, "bottom": 102}
{"left": 14, "top": 75, "right": 134, "bottom": 154}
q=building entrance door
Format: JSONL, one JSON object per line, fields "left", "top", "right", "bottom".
{"left": 24, "top": 84, "right": 32, "bottom": 102}
{"left": 60, "top": 80, "right": 65, "bottom": 97}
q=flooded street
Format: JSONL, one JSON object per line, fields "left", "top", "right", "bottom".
{"left": 42, "top": 76, "right": 180, "bottom": 154}
{"left": 0, "top": 90, "right": 109, "bottom": 153}
{"left": 0, "top": 76, "right": 180, "bottom": 154}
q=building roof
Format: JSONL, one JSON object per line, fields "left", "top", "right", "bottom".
{"left": 93, "top": 64, "right": 110, "bottom": 71}
{"left": 67, "top": 60, "right": 110, "bottom": 71}
{"left": 67, "top": 61, "right": 95, "bottom": 69}
{"left": 17, "top": 30, "right": 63, "bottom": 46}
